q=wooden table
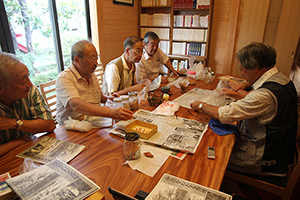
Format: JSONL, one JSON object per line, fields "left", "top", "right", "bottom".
{"left": 0, "top": 75, "right": 235, "bottom": 200}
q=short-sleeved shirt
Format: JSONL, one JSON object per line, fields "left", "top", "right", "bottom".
{"left": 135, "top": 48, "right": 169, "bottom": 82}
{"left": 56, "top": 63, "right": 102, "bottom": 125}
{"left": 0, "top": 85, "right": 53, "bottom": 144}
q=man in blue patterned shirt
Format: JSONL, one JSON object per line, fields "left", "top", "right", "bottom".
{"left": 0, "top": 52, "right": 55, "bottom": 156}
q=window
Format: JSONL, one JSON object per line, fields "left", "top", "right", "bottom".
{"left": 0, "top": 0, "right": 91, "bottom": 86}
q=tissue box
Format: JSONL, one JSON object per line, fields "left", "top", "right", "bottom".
{"left": 125, "top": 120, "right": 157, "bottom": 140}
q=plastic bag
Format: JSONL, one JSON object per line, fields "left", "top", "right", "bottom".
{"left": 216, "top": 79, "right": 231, "bottom": 89}
{"left": 203, "top": 88, "right": 227, "bottom": 107}
{"left": 64, "top": 116, "right": 92, "bottom": 132}
{"left": 152, "top": 101, "right": 180, "bottom": 115}
{"left": 19, "top": 158, "right": 43, "bottom": 174}
{"left": 167, "top": 77, "right": 184, "bottom": 89}
{"left": 188, "top": 62, "right": 204, "bottom": 80}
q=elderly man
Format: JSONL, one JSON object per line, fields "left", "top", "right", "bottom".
{"left": 102, "top": 36, "right": 146, "bottom": 95}
{"left": 56, "top": 40, "right": 133, "bottom": 126}
{"left": 136, "top": 31, "right": 181, "bottom": 84}
{"left": 0, "top": 53, "right": 55, "bottom": 156}
{"left": 191, "top": 43, "right": 297, "bottom": 183}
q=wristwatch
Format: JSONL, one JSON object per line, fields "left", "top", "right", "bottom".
{"left": 16, "top": 119, "right": 23, "bottom": 131}
{"left": 198, "top": 103, "right": 203, "bottom": 110}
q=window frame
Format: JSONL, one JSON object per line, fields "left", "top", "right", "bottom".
{"left": 0, "top": 0, "right": 92, "bottom": 72}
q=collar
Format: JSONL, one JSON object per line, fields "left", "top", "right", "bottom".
{"left": 143, "top": 49, "right": 151, "bottom": 60}
{"left": 252, "top": 67, "right": 279, "bottom": 90}
{"left": 70, "top": 62, "right": 87, "bottom": 81}
{"left": 122, "top": 54, "right": 134, "bottom": 72}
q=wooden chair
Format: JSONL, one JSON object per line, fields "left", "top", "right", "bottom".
{"left": 94, "top": 62, "right": 104, "bottom": 88}
{"left": 39, "top": 80, "right": 57, "bottom": 121}
{"left": 224, "top": 135, "right": 300, "bottom": 200}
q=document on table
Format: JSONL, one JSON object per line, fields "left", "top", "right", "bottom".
{"left": 146, "top": 173, "right": 232, "bottom": 200}
{"left": 6, "top": 159, "right": 99, "bottom": 200}
{"left": 17, "top": 136, "right": 86, "bottom": 164}
{"left": 125, "top": 144, "right": 170, "bottom": 177}
{"left": 110, "top": 109, "right": 208, "bottom": 154}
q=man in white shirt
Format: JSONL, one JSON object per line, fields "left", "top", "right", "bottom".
{"left": 102, "top": 36, "right": 146, "bottom": 96}
{"left": 136, "top": 31, "right": 181, "bottom": 84}
{"left": 191, "top": 43, "right": 297, "bottom": 182}
{"left": 56, "top": 40, "right": 133, "bottom": 125}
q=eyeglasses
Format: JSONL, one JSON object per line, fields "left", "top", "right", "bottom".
{"left": 78, "top": 55, "right": 100, "bottom": 63}
{"left": 130, "top": 49, "right": 143, "bottom": 55}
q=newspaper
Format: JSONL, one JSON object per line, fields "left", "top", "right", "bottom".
{"left": 17, "top": 136, "right": 86, "bottom": 164}
{"left": 5, "top": 159, "right": 100, "bottom": 200}
{"left": 145, "top": 173, "right": 232, "bottom": 200}
{"left": 173, "top": 88, "right": 231, "bottom": 109}
{"left": 110, "top": 109, "right": 208, "bottom": 154}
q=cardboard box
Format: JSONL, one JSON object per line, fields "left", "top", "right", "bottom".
{"left": 125, "top": 120, "right": 157, "bottom": 140}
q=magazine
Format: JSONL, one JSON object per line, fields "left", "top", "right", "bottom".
{"left": 5, "top": 159, "right": 100, "bottom": 200}
{"left": 146, "top": 173, "right": 232, "bottom": 200}
{"left": 17, "top": 136, "right": 86, "bottom": 164}
{"left": 110, "top": 109, "right": 208, "bottom": 154}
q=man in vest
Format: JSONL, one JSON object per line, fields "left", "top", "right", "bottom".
{"left": 191, "top": 42, "right": 297, "bottom": 185}
{"left": 102, "top": 36, "right": 146, "bottom": 96}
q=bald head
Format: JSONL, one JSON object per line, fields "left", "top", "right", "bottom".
{"left": 0, "top": 52, "right": 22, "bottom": 88}
{"left": 71, "top": 40, "right": 95, "bottom": 61}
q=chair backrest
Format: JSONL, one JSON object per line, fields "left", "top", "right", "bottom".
{"left": 39, "top": 80, "right": 56, "bottom": 121}
{"left": 225, "top": 134, "right": 300, "bottom": 200}
{"left": 94, "top": 62, "right": 104, "bottom": 88}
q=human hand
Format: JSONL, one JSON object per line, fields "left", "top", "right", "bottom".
{"left": 190, "top": 101, "right": 202, "bottom": 111}
{"left": 221, "top": 88, "right": 236, "bottom": 97}
{"left": 228, "top": 81, "right": 249, "bottom": 92}
{"left": 130, "top": 83, "right": 147, "bottom": 92}
{"left": 161, "top": 76, "right": 169, "bottom": 84}
{"left": 109, "top": 107, "right": 134, "bottom": 121}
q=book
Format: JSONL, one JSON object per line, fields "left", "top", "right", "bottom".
{"left": 17, "top": 136, "right": 86, "bottom": 164}
{"left": 6, "top": 159, "right": 100, "bottom": 200}
{"left": 0, "top": 173, "right": 17, "bottom": 200}
{"left": 145, "top": 173, "right": 232, "bottom": 200}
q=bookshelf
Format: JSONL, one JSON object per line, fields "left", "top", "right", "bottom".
{"left": 138, "top": 0, "right": 214, "bottom": 68}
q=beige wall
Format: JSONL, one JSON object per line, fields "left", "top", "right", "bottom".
{"left": 90, "top": 0, "right": 139, "bottom": 67}
{"left": 91, "top": 0, "right": 299, "bottom": 77}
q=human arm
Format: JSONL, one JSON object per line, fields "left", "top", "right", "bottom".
{"left": 164, "top": 59, "right": 182, "bottom": 77}
{"left": 114, "top": 84, "right": 147, "bottom": 96}
{"left": 68, "top": 98, "right": 133, "bottom": 120}
{"left": 190, "top": 101, "right": 220, "bottom": 120}
{"left": 221, "top": 88, "right": 248, "bottom": 100}
{"left": 0, "top": 116, "right": 55, "bottom": 133}
{"left": 0, "top": 135, "right": 32, "bottom": 157}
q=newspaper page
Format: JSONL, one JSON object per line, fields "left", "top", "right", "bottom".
{"left": 17, "top": 136, "right": 86, "bottom": 164}
{"left": 173, "top": 88, "right": 214, "bottom": 108}
{"left": 145, "top": 173, "right": 232, "bottom": 200}
{"left": 173, "top": 88, "right": 232, "bottom": 109}
{"left": 6, "top": 159, "right": 100, "bottom": 200}
{"left": 110, "top": 109, "right": 208, "bottom": 154}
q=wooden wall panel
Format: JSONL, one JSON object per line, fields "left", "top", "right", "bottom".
{"left": 208, "top": 0, "right": 232, "bottom": 74}
{"left": 263, "top": 0, "right": 283, "bottom": 46}
{"left": 232, "top": 0, "right": 270, "bottom": 77}
{"left": 90, "top": 0, "right": 139, "bottom": 68}
{"left": 274, "top": 0, "right": 300, "bottom": 77}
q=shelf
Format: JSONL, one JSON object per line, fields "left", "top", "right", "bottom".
{"left": 168, "top": 54, "right": 205, "bottom": 61}
{"left": 173, "top": 26, "right": 208, "bottom": 29}
{"left": 141, "top": 26, "right": 171, "bottom": 28}
{"left": 173, "top": 40, "right": 207, "bottom": 43}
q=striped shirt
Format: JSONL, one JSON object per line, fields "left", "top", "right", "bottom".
{"left": 56, "top": 63, "right": 102, "bottom": 125}
{"left": 0, "top": 85, "right": 53, "bottom": 144}
{"left": 218, "top": 67, "right": 279, "bottom": 125}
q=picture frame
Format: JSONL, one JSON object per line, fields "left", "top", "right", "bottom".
{"left": 113, "top": 0, "right": 134, "bottom": 6}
